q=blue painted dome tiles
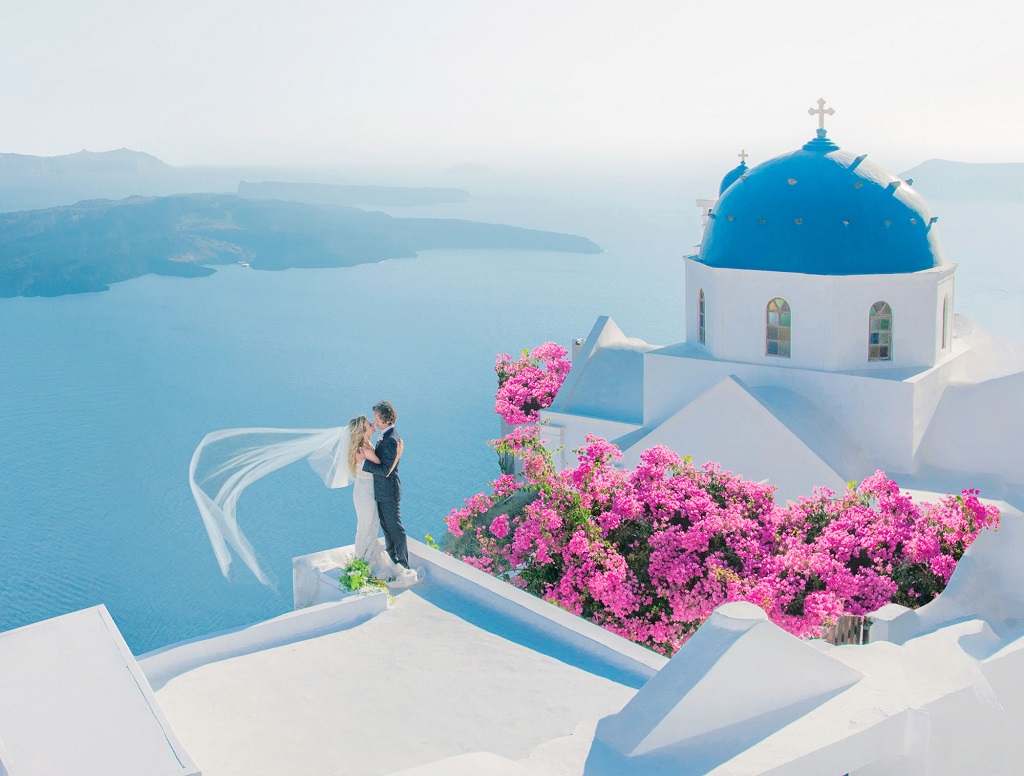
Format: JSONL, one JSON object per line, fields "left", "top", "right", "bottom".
{"left": 698, "top": 132, "right": 944, "bottom": 275}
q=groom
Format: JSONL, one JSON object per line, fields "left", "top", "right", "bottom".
{"left": 362, "top": 400, "right": 410, "bottom": 570}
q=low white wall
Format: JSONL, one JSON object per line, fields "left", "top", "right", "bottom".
{"left": 293, "top": 545, "right": 368, "bottom": 609}
{"left": 138, "top": 593, "right": 386, "bottom": 691}
{"left": 921, "top": 371, "right": 1024, "bottom": 484}
{"left": 0, "top": 731, "right": 12, "bottom": 775}
{"left": 868, "top": 503, "right": 1024, "bottom": 645}
{"left": 405, "top": 538, "right": 666, "bottom": 684}
{"left": 143, "top": 537, "right": 664, "bottom": 694}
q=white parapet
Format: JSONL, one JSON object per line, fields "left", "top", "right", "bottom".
{"left": 293, "top": 544, "right": 366, "bottom": 609}
{"left": 139, "top": 588, "right": 387, "bottom": 691}
{"left": 0, "top": 605, "right": 199, "bottom": 776}
{"left": 0, "top": 732, "right": 11, "bottom": 776}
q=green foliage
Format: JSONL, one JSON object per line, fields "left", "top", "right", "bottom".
{"left": 340, "top": 557, "right": 389, "bottom": 594}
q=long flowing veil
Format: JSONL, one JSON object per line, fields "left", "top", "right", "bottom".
{"left": 189, "top": 426, "right": 351, "bottom": 587}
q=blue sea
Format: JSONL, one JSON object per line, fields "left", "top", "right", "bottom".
{"left": 0, "top": 173, "right": 1020, "bottom": 654}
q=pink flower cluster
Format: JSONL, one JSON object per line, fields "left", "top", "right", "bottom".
{"left": 444, "top": 427, "right": 1000, "bottom": 657}
{"left": 494, "top": 342, "right": 572, "bottom": 424}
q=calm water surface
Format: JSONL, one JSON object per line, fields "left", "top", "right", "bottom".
{"left": 0, "top": 177, "right": 1019, "bottom": 653}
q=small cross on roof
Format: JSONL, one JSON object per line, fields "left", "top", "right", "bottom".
{"left": 808, "top": 98, "right": 835, "bottom": 131}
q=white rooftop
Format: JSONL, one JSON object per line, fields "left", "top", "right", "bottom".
{"left": 5, "top": 508, "right": 1024, "bottom": 776}
{"left": 0, "top": 605, "right": 198, "bottom": 776}
{"left": 145, "top": 545, "right": 661, "bottom": 776}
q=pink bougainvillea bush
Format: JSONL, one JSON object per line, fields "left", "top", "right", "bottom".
{"left": 444, "top": 426, "right": 1000, "bottom": 657}
{"left": 494, "top": 342, "right": 572, "bottom": 424}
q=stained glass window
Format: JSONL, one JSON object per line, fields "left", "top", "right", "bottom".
{"left": 868, "top": 301, "right": 893, "bottom": 361}
{"left": 698, "top": 289, "right": 706, "bottom": 345}
{"left": 766, "top": 298, "right": 791, "bottom": 358}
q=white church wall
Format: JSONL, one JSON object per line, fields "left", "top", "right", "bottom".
{"left": 536, "top": 422, "right": 566, "bottom": 471}
{"left": 831, "top": 267, "right": 953, "bottom": 371}
{"left": 906, "top": 355, "right": 962, "bottom": 466}
{"left": 920, "top": 370, "right": 1024, "bottom": 484}
{"left": 747, "top": 385, "right": 875, "bottom": 479}
{"left": 566, "top": 310, "right": 959, "bottom": 478}
{"left": 685, "top": 259, "right": 718, "bottom": 348}
{"left": 550, "top": 316, "right": 653, "bottom": 425}
{"left": 811, "top": 372, "right": 915, "bottom": 473}
{"left": 539, "top": 412, "right": 641, "bottom": 468}
{"left": 641, "top": 345, "right": 742, "bottom": 426}
{"left": 685, "top": 259, "right": 954, "bottom": 373}
{"left": 640, "top": 350, "right": 922, "bottom": 473}
{"left": 619, "top": 376, "right": 848, "bottom": 502}
{"left": 936, "top": 272, "right": 956, "bottom": 360}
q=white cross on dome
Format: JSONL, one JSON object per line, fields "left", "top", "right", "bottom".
{"left": 808, "top": 98, "right": 835, "bottom": 131}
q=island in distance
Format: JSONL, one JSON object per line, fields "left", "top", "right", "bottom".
{"left": 237, "top": 180, "right": 470, "bottom": 207}
{"left": 0, "top": 193, "right": 601, "bottom": 297}
{"left": 0, "top": 149, "right": 474, "bottom": 212}
{"left": 899, "top": 159, "right": 1024, "bottom": 200}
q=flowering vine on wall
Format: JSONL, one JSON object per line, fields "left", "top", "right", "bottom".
{"left": 444, "top": 343, "right": 1000, "bottom": 656}
{"left": 494, "top": 342, "right": 572, "bottom": 424}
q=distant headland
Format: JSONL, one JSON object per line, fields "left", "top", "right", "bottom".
{"left": 237, "top": 180, "right": 469, "bottom": 207}
{"left": 0, "top": 193, "right": 601, "bottom": 297}
{"left": 0, "top": 148, "right": 475, "bottom": 212}
{"left": 899, "top": 159, "right": 1024, "bottom": 200}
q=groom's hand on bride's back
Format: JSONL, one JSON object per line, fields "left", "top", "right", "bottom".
{"left": 388, "top": 440, "right": 404, "bottom": 477}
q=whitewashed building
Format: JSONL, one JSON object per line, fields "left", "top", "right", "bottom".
{"left": 543, "top": 107, "right": 1024, "bottom": 502}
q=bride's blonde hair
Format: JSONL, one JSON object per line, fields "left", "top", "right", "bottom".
{"left": 347, "top": 415, "right": 369, "bottom": 475}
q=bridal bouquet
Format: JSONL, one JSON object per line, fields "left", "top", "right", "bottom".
{"left": 340, "top": 558, "right": 389, "bottom": 595}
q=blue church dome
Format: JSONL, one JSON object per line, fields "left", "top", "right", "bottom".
{"left": 698, "top": 130, "right": 945, "bottom": 275}
{"left": 719, "top": 159, "right": 748, "bottom": 194}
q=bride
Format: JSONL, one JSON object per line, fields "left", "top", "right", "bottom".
{"left": 189, "top": 416, "right": 413, "bottom": 588}
{"left": 347, "top": 414, "right": 407, "bottom": 580}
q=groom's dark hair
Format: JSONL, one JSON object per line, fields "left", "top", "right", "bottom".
{"left": 373, "top": 401, "right": 397, "bottom": 426}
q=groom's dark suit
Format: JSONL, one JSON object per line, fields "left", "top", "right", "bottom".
{"left": 362, "top": 427, "right": 409, "bottom": 568}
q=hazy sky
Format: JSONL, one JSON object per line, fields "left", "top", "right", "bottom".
{"left": 2, "top": 0, "right": 1022, "bottom": 172}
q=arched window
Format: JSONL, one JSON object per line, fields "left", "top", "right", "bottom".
{"left": 868, "top": 301, "right": 893, "bottom": 361}
{"left": 698, "top": 288, "right": 706, "bottom": 344}
{"left": 765, "top": 298, "right": 791, "bottom": 357}
{"left": 942, "top": 294, "right": 950, "bottom": 349}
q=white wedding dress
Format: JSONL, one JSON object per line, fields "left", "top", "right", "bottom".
{"left": 352, "top": 469, "right": 403, "bottom": 579}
